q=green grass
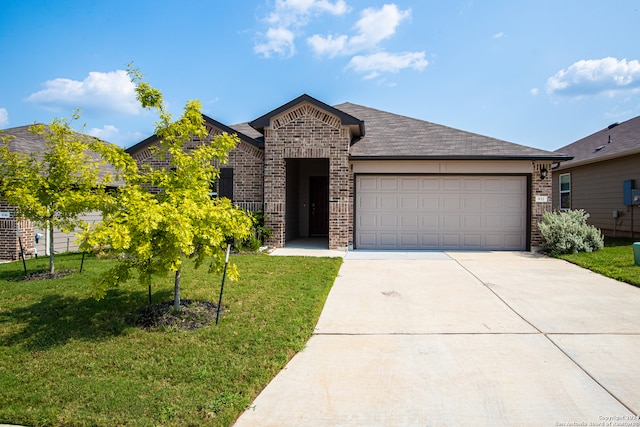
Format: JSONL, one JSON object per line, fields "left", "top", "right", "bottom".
{"left": 0, "top": 253, "right": 342, "bottom": 427}
{"left": 558, "top": 237, "right": 640, "bottom": 287}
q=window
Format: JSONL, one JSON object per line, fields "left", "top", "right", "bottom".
{"left": 559, "top": 173, "right": 571, "bottom": 210}
{"left": 211, "top": 168, "right": 233, "bottom": 200}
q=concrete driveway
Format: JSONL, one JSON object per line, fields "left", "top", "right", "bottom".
{"left": 233, "top": 251, "right": 640, "bottom": 426}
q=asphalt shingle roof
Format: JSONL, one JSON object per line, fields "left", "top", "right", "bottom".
{"left": 1, "top": 124, "right": 123, "bottom": 184}
{"left": 553, "top": 115, "right": 640, "bottom": 169}
{"left": 336, "top": 102, "right": 569, "bottom": 160}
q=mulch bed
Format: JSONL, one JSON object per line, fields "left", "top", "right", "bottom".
{"left": 134, "top": 299, "right": 223, "bottom": 331}
{"left": 21, "top": 269, "right": 76, "bottom": 281}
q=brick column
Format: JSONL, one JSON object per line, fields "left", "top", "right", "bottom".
{"left": 0, "top": 201, "right": 35, "bottom": 260}
{"left": 531, "top": 162, "right": 553, "bottom": 248}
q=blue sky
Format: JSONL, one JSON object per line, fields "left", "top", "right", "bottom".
{"left": 1, "top": 0, "right": 639, "bottom": 151}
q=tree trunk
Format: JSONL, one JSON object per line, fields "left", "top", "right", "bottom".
{"left": 48, "top": 222, "right": 55, "bottom": 274}
{"left": 173, "top": 268, "right": 181, "bottom": 311}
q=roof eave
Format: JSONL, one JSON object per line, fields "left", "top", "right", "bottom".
{"left": 349, "top": 154, "right": 574, "bottom": 161}
{"left": 554, "top": 147, "right": 640, "bottom": 170}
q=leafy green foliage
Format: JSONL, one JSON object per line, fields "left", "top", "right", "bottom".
{"left": 538, "top": 209, "right": 604, "bottom": 255}
{"left": 82, "top": 66, "right": 253, "bottom": 307}
{"left": 0, "top": 112, "right": 133, "bottom": 274}
{"left": 235, "top": 210, "right": 272, "bottom": 252}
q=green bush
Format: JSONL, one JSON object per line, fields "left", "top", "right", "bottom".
{"left": 235, "top": 210, "right": 272, "bottom": 252}
{"left": 538, "top": 209, "right": 604, "bottom": 255}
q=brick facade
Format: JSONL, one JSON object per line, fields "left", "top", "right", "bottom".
{"left": 531, "top": 162, "right": 553, "bottom": 247}
{"left": 0, "top": 200, "right": 35, "bottom": 260}
{"left": 262, "top": 102, "right": 352, "bottom": 250}
{"left": 129, "top": 121, "right": 265, "bottom": 212}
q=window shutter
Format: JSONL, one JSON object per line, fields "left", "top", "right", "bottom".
{"left": 218, "top": 168, "right": 234, "bottom": 200}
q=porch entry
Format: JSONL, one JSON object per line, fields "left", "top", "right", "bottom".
{"left": 285, "top": 159, "right": 330, "bottom": 244}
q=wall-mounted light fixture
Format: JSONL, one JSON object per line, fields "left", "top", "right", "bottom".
{"left": 540, "top": 166, "right": 548, "bottom": 180}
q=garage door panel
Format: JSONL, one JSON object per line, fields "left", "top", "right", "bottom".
{"left": 401, "top": 197, "right": 419, "bottom": 210}
{"left": 358, "top": 177, "right": 378, "bottom": 190}
{"left": 442, "top": 215, "right": 461, "bottom": 229}
{"left": 442, "top": 234, "right": 461, "bottom": 247}
{"left": 463, "top": 179, "right": 483, "bottom": 191}
{"left": 463, "top": 196, "right": 482, "bottom": 211}
{"left": 442, "top": 197, "right": 460, "bottom": 210}
{"left": 400, "top": 234, "right": 419, "bottom": 247}
{"left": 358, "top": 214, "right": 377, "bottom": 227}
{"left": 463, "top": 216, "right": 482, "bottom": 229}
{"left": 463, "top": 234, "right": 482, "bottom": 247}
{"left": 356, "top": 175, "right": 527, "bottom": 250}
{"left": 379, "top": 234, "right": 397, "bottom": 246}
{"left": 380, "top": 178, "right": 398, "bottom": 191}
{"left": 380, "top": 215, "right": 397, "bottom": 227}
{"left": 400, "top": 215, "right": 418, "bottom": 228}
{"left": 400, "top": 178, "right": 419, "bottom": 190}
{"left": 504, "top": 234, "right": 525, "bottom": 247}
{"left": 359, "top": 194, "right": 378, "bottom": 209}
{"left": 421, "top": 215, "right": 439, "bottom": 227}
{"left": 422, "top": 198, "right": 439, "bottom": 210}
{"left": 421, "top": 178, "right": 439, "bottom": 191}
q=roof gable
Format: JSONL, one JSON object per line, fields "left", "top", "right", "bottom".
{"left": 125, "top": 114, "right": 263, "bottom": 155}
{"left": 336, "top": 103, "right": 569, "bottom": 161}
{"left": 554, "top": 115, "right": 640, "bottom": 169}
{"left": 249, "top": 94, "right": 364, "bottom": 137}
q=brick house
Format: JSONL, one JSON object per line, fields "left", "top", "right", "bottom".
{"left": 128, "top": 94, "right": 570, "bottom": 251}
{"left": 552, "top": 115, "right": 640, "bottom": 238}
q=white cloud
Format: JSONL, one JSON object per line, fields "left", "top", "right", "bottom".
{"left": 25, "top": 70, "right": 140, "bottom": 115}
{"left": 255, "top": 0, "right": 349, "bottom": 58}
{"left": 493, "top": 32, "right": 504, "bottom": 39}
{"left": 347, "top": 51, "right": 428, "bottom": 79}
{"left": 349, "top": 4, "right": 411, "bottom": 51}
{"left": 0, "top": 108, "right": 8, "bottom": 127}
{"left": 308, "top": 4, "right": 411, "bottom": 56}
{"left": 88, "top": 125, "right": 145, "bottom": 146}
{"left": 546, "top": 57, "right": 640, "bottom": 96}
{"left": 254, "top": 27, "right": 296, "bottom": 58}
{"left": 256, "top": 1, "right": 426, "bottom": 80}
{"left": 307, "top": 34, "right": 348, "bottom": 57}
{"left": 530, "top": 88, "right": 539, "bottom": 96}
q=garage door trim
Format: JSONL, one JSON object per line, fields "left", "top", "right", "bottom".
{"left": 353, "top": 173, "right": 532, "bottom": 251}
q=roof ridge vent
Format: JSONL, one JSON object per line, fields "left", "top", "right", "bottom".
{"left": 607, "top": 122, "right": 619, "bottom": 129}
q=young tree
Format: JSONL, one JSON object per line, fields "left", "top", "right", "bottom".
{"left": 0, "top": 113, "right": 131, "bottom": 274}
{"left": 83, "top": 66, "right": 253, "bottom": 310}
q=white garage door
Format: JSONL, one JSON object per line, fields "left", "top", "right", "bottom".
{"left": 355, "top": 175, "right": 527, "bottom": 250}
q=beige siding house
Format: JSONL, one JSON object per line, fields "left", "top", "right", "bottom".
{"left": 552, "top": 116, "right": 640, "bottom": 238}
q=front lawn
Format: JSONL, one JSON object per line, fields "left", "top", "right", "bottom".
{"left": 0, "top": 253, "right": 342, "bottom": 427}
{"left": 558, "top": 237, "right": 640, "bottom": 287}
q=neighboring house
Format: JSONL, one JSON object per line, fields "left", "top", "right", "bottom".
{"left": 0, "top": 125, "right": 118, "bottom": 260}
{"left": 128, "top": 94, "right": 570, "bottom": 251}
{"left": 552, "top": 115, "right": 640, "bottom": 238}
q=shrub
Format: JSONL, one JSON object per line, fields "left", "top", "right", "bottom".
{"left": 538, "top": 209, "right": 604, "bottom": 255}
{"left": 235, "top": 210, "right": 272, "bottom": 252}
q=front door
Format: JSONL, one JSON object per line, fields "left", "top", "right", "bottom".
{"left": 309, "top": 176, "right": 329, "bottom": 236}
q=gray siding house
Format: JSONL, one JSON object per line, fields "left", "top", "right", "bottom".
{"left": 128, "top": 94, "right": 570, "bottom": 251}
{"left": 552, "top": 115, "right": 640, "bottom": 238}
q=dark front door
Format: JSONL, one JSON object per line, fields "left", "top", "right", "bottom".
{"left": 309, "top": 176, "right": 329, "bottom": 236}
